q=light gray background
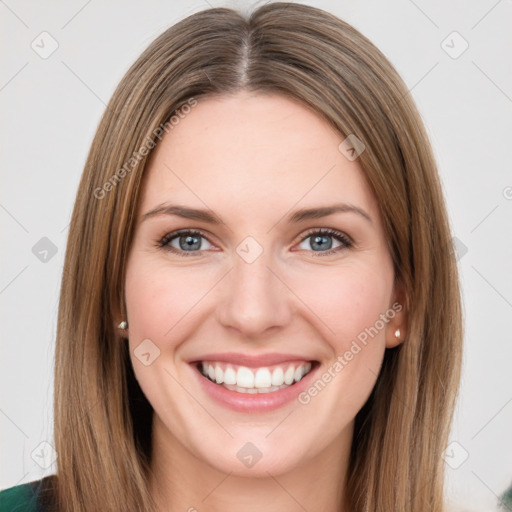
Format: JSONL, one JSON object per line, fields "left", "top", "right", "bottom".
{"left": 1, "top": 1, "right": 511, "bottom": 510}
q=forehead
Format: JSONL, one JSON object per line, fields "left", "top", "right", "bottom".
{"left": 139, "top": 92, "right": 379, "bottom": 223}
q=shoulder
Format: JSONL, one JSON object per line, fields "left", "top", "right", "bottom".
{"left": 0, "top": 476, "right": 55, "bottom": 512}
{"left": 0, "top": 480, "right": 39, "bottom": 511}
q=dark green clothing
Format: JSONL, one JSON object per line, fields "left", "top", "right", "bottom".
{"left": 0, "top": 477, "right": 48, "bottom": 511}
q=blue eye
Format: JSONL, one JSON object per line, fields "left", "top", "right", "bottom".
{"left": 159, "top": 230, "right": 213, "bottom": 254}
{"left": 297, "top": 228, "right": 352, "bottom": 255}
{"left": 158, "top": 228, "right": 352, "bottom": 257}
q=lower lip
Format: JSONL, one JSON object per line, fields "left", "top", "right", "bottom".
{"left": 191, "top": 363, "right": 319, "bottom": 413}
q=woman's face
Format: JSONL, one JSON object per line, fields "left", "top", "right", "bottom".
{"left": 123, "top": 91, "right": 405, "bottom": 477}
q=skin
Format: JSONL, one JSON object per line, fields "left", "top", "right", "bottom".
{"left": 120, "top": 91, "right": 407, "bottom": 512}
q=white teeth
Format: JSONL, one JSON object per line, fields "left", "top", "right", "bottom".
{"left": 271, "top": 367, "right": 284, "bottom": 386}
{"left": 215, "top": 366, "right": 224, "bottom": 384}
{"left": 284, "top": 366, "right": 295, "bottom": 385}
{"left": 199, "top": 361, "right": 314, "bottom": 393}
{"left": 223, "top": 366, "right": 237, "bottom": 385}
{"left": 221, "top": 382, "right": 292, "bottom": 394}
{"left": 237, "top": 367, "right": 255, "bottom": 388}
{"left": 254, "top": 368, "right": 272, "bottom": 388}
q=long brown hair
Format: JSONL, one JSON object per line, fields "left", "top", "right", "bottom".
{"left": 44, "top": 2, "right": 463, "bottom": 510}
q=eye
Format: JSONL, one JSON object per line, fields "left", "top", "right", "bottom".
{"left": 158, "top": 230, "right": 214, "bottom": 255}
{"left": 157, "top": 228, "right": 353, "bottom": 257}
{"left": 296, "top": 228, "right": 352, "bottom": 256}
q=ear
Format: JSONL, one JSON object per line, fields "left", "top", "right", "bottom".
{"left": 385, "top": 282, "right": 408, "bottom": 349}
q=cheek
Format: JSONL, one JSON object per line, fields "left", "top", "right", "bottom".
{"left": 125, "top": 268, "right": 169, "bottom": 340}
{"left": 123, "top": 257, "right": 211, "bottom": 414}
{"left": 289, "top": 262, "right": 393, "bottom": 349}
{"left": 124, "top": 256, "right": 212, "bottom": 343}
{"left": 293, "top": 266, "right": 392, "bottom": 427}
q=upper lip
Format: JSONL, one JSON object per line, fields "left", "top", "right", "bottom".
{"left": 188, "top": 352, "right": 316, "bottom": 368}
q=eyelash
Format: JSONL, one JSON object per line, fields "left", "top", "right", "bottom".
{"left": 157, "top": 228, "right": 353, "bottom": 257}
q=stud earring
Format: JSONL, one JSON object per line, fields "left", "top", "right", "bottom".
{"left": 394, "top": 328, "right": 401, "bottom": 340}
{"left": 118, "top": 321, "right": 128, "bottom": 330}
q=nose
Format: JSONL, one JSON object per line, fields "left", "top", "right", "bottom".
{"left": 216, "top": 249, "right": 293, "bottom": 338}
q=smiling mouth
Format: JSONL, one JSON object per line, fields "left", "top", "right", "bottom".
{"left": 196, "top": 360, "right": 318, "bottom": 394}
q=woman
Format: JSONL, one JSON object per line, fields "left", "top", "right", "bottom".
{"left": 0, "top": 2, "right": 462, "bottom": 511}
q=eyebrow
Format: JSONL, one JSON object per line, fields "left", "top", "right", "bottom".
{"left": 287, "top": 204, "right": 372, "bottom": 224}
{"left": 141, "top": 202, "right": 372, "bottom": 225}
